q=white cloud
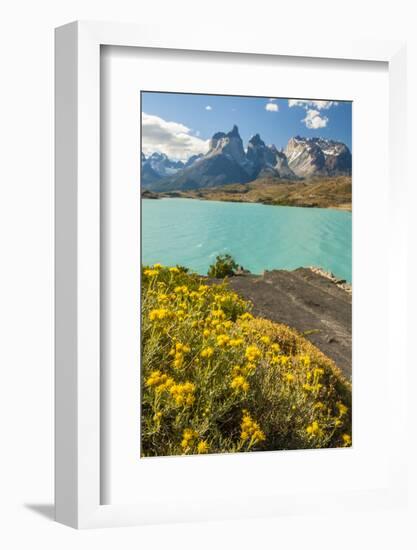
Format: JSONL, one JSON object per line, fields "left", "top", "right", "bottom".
{"left": 288, "top": 99, "right": 337, "bottom": 110}
{"left": 288, "top": 99, "right": 335, "bottom": 129}
{"left": 302, "top": 109, "right": 329, "bottom": 129}
{"left": 205, "top": 105, "right": 212, "bottom": 111}
{"left": 142, "top": 113, "right": 209, "bottom": 161}
{"left": 265, "top": 102, "right": 279, "bottom": 112}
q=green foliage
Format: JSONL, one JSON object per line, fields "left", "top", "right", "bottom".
{"left": 207, "top": 254, "right": 238, "bottom": 279}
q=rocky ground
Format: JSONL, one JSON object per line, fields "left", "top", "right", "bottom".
{"left": 225, "top": 268, "right": 352, "bottom": 378}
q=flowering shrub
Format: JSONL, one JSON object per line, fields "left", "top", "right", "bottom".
{"left": 141, "top": 264, "right": 352, "bottom": 457}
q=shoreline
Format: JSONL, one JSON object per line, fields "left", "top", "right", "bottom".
{"left": 143, "top": 193, "right": 352, "bottom": 212}
{"left": 142, "top": 175, "right": 352, "bottom": 211}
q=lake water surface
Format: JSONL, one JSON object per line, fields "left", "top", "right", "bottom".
{"left": 142, "top": 198, "right": 352, "bottom": 283}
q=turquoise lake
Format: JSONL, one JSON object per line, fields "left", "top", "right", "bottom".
{"left": 142, "top": 198, "right": 352, "bottom": 283}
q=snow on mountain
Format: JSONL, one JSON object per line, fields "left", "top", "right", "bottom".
{"left": 142, "top": 152, "right": 189, "bottom": 186}
{"left": 144, "top": 152, "right": 184, "bottom": 176}
{"left": 285, "top": 136, "right": 351, "bottom": 177}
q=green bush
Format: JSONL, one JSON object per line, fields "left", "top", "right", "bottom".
{"left": 208, "top": 254, "right": 238, "bottom": 278}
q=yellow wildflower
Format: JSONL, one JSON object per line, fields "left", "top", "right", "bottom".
{"left": 240, "top": 410, "right": 265, "bottom": 444}
{"left": 229, "top": 338, "right": 244, "bottom": 347}
{"left": 146, "top": 371, "right": 174, "bottom": 393}
{"left": 157, "top": 293, "right": 169, "bottom": 304}
{"left": 216, "top": 334, "right": 230, "bottom": 347}
{"left": 285, "top": 373, "right": 295, "bottom": 382}
{"left": 230, "top": 375, "right": 249, "bottom": 393}
{"left": 280, "top": 355, "right": 290, "bottom": 367}
{"left": 239, "top": 313, "right": 254, "bottom": 321}
{"left": 175, "top": 342, "right": 190, "bottom": 353}
{"left": 197, "top": 440, "right": 209, "bottom": 454}
{"left": 144, "top": 269, "right": 159, "bottom": 277}
{"left": 337, "top": 402, "right": 348, "bottom": 416}
{"left": 155, "top": 375, "right": 174, "bottom": 393}
{"left": 169, "top": 381, "right": 195, "bottom": 407}
{"left": 342, "top": 433, "right": 352, "bottom": 446}
{"left": 211, "top": 309, "right": 226, "bottom": 319}
{"left": 173, "top": 353, "right": 184, "bottom": 369}
{"left": 169, "top": 266, "right": 179, "bottom": 273}
{"left": 149, "top": 308, "right": 170, "bottom": 321}
{"left": 306, "top": 421, "right": 322, "bottom": 437}
{"left": 145, "top": 370, "right": 163, "bottom": 387}
{"left": 174, "top": 285, "right": 189, "bottom": 295}
{"left": 245, "top": 345, "right": 261, "bottom": 362}
{"left": 201, "top": 347, "right": 214, "bottom": 359}
{"left": 181, "top": 428, "right": 197, "bottom": 451}
{"left": 260, "top": 336, "right": 270, "bottom": 345}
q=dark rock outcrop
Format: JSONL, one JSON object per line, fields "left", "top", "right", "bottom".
{"left": 227, "top": 267, "right": 352, "bottom": 377}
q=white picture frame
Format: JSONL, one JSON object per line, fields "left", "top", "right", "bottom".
{"left": 55, "top": 20, "right": 407, "bottom": 529}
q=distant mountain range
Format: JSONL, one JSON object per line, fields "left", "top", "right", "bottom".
{"left": 141, "top": 125, "right": 351, "bottom": 191}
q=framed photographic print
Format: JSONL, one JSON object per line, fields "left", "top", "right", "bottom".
{"left": 55, "top": 21, "right": 407, "bottom": 528}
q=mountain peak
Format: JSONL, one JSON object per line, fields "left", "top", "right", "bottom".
{"left": 285, "top": 135, "right": 351, "bottom": 177}
{"left": 227, "top": 124, "right": 240, "bottom": 138}
{"left": 207, "top": 125, "right": 246, "bottom": 166}
{"left": 248, "top": 133, "right": 265, "bottom": 147}
{"left": 210, "top": 125, "right": 241, "bottom": 144}
{"left": 211, "top": 131, "right": 226, "bottom": 140}
{"left": 149, "top": 151, "right": 169, "bottom": 161}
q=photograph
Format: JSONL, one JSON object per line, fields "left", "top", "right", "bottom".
{"left": 140, "top": 91, "right": 352, "bottom": 457}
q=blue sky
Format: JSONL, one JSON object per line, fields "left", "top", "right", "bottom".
{"left": 141, "top": 92, "right": 352, "bottom": 162}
